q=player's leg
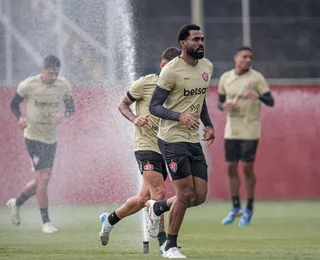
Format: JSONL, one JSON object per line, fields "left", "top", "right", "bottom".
{"left": 143, "top": 166, "right": 166, "bottom": 250}
{"left": 238, "top": 140, "right": 259, "bottom": 227}
{"left": 221, "top": 139, "right": 243, "bottom": 225}
{"left": 99, "top": 179, "right": 151, "bottom": 246}
{"left": 33, "top": 141, "right": 57, "bottom": 233}
{"left": 7, "top": 179, "right": 36, "bottom": 226}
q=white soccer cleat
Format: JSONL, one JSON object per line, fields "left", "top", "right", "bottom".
{"left": 163, "top": 247, "right": 187, "bottom": 258}
{"left": 146, "top": 200, "right": 161, "bottom": 238}
{"left": 42, "top": 222, "right": 58, "bottom": 233}
{"left": 7, "top": 198, "right": 21, "bottom": 226}
{"left": 99, "top": 213, "right": 114, "bottom": 246}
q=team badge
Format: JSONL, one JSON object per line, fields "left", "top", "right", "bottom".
{"left": 202, "top": 72, "right": 209, "bottom": 82}
{"left": 143, "top": 162, "right": 154, "bottom": 171}
{"left": 169, "top": 160, "right": 177, "bottom": 173}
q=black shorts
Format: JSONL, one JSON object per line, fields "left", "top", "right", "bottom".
{"left": 224, "top": 139, "right": 259, "bottom": 163}
{"left": 25, "top": 139, "right": 57, "bottom": 171}
{"left": 135, "top": 150, "right": 167, "bottom": 180}
{"left": 158, "top": 138, "right": 208, "bottom": 181}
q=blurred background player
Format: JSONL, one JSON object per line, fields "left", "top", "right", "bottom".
{"left": 147, "top": 24, "right": 215, "bottom": 258}
{"left": 98, "top": 47, "right": 180, "bottom": 254}
{"left": 7, "top": 55, "right": 75, "bottom": 233}
{"left": 217, "top": 46, "right": 274, "bottom": 226}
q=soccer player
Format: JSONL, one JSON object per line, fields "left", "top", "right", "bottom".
{"left": 7, "top": 55, "right": 75, "bottom": 233}
{"left": 147, "top": 24, "right": 215, "bottom": 258}
{"left": 98, "top": 47, "right": 180, "bottom": 254}
{"left": 218, "top": 46, "right": 274, "bottom": 226}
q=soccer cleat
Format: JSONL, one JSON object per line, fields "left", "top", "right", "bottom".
{"left": 162, "top": 247, "right": 187, "bottom": 258}
{"left": 42, "top": 222, "right": 58, "bottom": 233}
{"left": 160, "top": 241, "right": 182, "bottom": 255}
{"left": 221, "top": 207, "right": 243, "bottom": 225}
{"left": 7, "top": 198, "right": 21, "bottom": 226}
{"left": 99, "top": 213, "right": 113, "bottom": 246}
{"left": 238, "top": 209, "right": 253, "bottom": 227}
{"left": 146, "top": 200, "right": 161, "bottom": 238}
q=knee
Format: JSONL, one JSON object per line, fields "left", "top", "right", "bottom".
{"left": 177, "top": 187, "right": 194, "bottom": 204}
{"left": 227, "top": 163, "right": 238, "bottom": 178}
{"left": 193, "top": 194, "right": 207, "bottom": 206}
{"left": 243, "top": 163, "right": 255, "bottom": 178}
{"left": 151, "top": 186, "right": 166, "bottom": 201}
{"left": 136, "top": 194, "right": 150, "bottom": 208}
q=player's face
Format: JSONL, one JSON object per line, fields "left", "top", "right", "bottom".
{"left": 184, "top": 30, "right": 205, "bottom": 59}
{"left": 235, "top": 50, "right": 252, "bottom": 71}
{"left": 42, "top": 67, "right": 60, "bottom": 85}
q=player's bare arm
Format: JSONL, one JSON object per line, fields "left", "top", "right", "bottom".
{"left": 118, "top": 95, "right": 149, "bottom": 126}
{"left": 150, "top": 86, "right": 199, "bottom": 129}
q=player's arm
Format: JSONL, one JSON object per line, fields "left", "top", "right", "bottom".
{"left": 217, "top": 94, "right": 226, "bottom": 111}
{"left": 118, "top": 91, "right": 149, "bottom": 126}
{"left": 10, "top": 93, "right": 24, "bottom": 120}
{"left": 259, "top": 92, "right": 274, "bottom": 106}
{"left": 63, "top": 98, "right": 75, "bottom": 118}
{"left": 201, "top": 99, "right": 215, "bottom": 146}
{"left": 200, "top": 99, "right": 214, "bottom": 128}
{"left": 118, "top": 92, "right": 136, "bottom": 122}
{"left": 149, "top": 86, "right": 180, "bottom": 121}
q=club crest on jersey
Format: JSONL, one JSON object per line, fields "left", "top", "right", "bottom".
{"left": 169, "top": 160, "right": 177, "bottom": 173}
{"left": 202, "top": 72, "right": 209, "bottom": 82}
{"left": 143, "top": 162, "right": 154, "bottom": 171}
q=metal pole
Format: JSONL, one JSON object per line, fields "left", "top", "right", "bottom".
{"left": 241, "top": 0, "right": 251, "bottom": 46}
{"left": 56, "top": 0, "right": 64, "bottom": 76}
{"left": 191, "top": 0, "right": 204, "bottom": 35}
{"left": 5, "top": 0, "right": 13, "bottom": 85}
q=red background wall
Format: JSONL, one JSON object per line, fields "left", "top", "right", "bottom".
{"left": 1, "top": 86, "right": 319, "bottom": 205}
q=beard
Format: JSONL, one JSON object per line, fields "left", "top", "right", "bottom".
{"left": 187, "top": 47, "right": 204, "bottom": 59}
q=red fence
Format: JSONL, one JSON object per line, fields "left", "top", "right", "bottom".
{"left": 1, "top": 86, "right": 319, "bottom": 205}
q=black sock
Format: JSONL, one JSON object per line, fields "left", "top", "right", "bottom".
{"left": 108, "top": 211, "right": 121, "bottom": 225}
{"left": 157, "top": 231, "right": 167, "bottom": 247}
{"left": 153, "top": 200, "right": 170, "bottom": 216}
{"left": 16, "top": 191, "right": 36, "bottom": 207}
{"left": 40, "top": 207, "right": 50, "bottom": 224}
{"left": 247, "top": 198, "right": 254, "bottom": 211}
{"left": 165, "top": 234, "right": 178, "bottom": 251}
{"left": 232, "top": 196, "right": 241, "bottom": 209}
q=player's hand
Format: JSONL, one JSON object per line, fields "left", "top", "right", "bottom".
{"left": 243, "top": 91, "right": 259, "bottom": 100}
{"left": 222, "top": 100, "right": 236, "bottom": 113}
{"left": 202, "top": 126, "right": 215, "bottom": 146}
{"left": 179, "top": 111, "right": 200, "bottom": 130}
{"left": 18, "top": 117, "right": 27, "bottom": 130}
{"left": 132, "top": 115, "right": 149, "bottom": 127}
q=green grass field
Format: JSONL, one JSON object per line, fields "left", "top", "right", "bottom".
{"left": 0, "top": 201, "right": 319, "bottom": 260}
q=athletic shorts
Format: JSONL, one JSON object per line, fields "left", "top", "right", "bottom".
{"left": 158, "top": 138, "right": 208, "bottom": 181}
{"left": 25, "top": 139, "right": 57, "bottom": 171}
{"left": 135, "top": 150, "right": 167, "bottom": 180}
{"left": 224, "top": 139, "right": 259, "bottom": 163}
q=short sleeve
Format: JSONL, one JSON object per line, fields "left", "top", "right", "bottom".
{"left": 217, "top": 73, "right": 227, "bottom": 95}
{"left": 128, "top": 77, "right": 144, "bottom": 100}
{"left": 256, "top": 73, "right": 270, "bottom": 95}
{"left": 157, "top": 65, "right": 175, "bottom": 91}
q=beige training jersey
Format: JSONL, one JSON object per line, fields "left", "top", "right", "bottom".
{"left": 157, "top": 57, "right": 214, "bottom": 143}
{"left": 218, "top": 69, "right": 270, "bottom": 140}
{"left": 17, "top": 74, "right": 72, "bottom": 144}
{"left": 129, "top": 74, "right": 161, "bottom": 153}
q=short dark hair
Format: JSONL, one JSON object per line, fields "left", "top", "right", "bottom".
{"left": 161, "top": 47, "right": 181, "bottom": 61}
{"left": 177, "top": 24, "right": 201, "bottom": 45}
{"left": 235, "top": 46, "right": 253, "bottom": 55}
{"left": 43, "top": 55, "right": 61, "bottom": 69}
